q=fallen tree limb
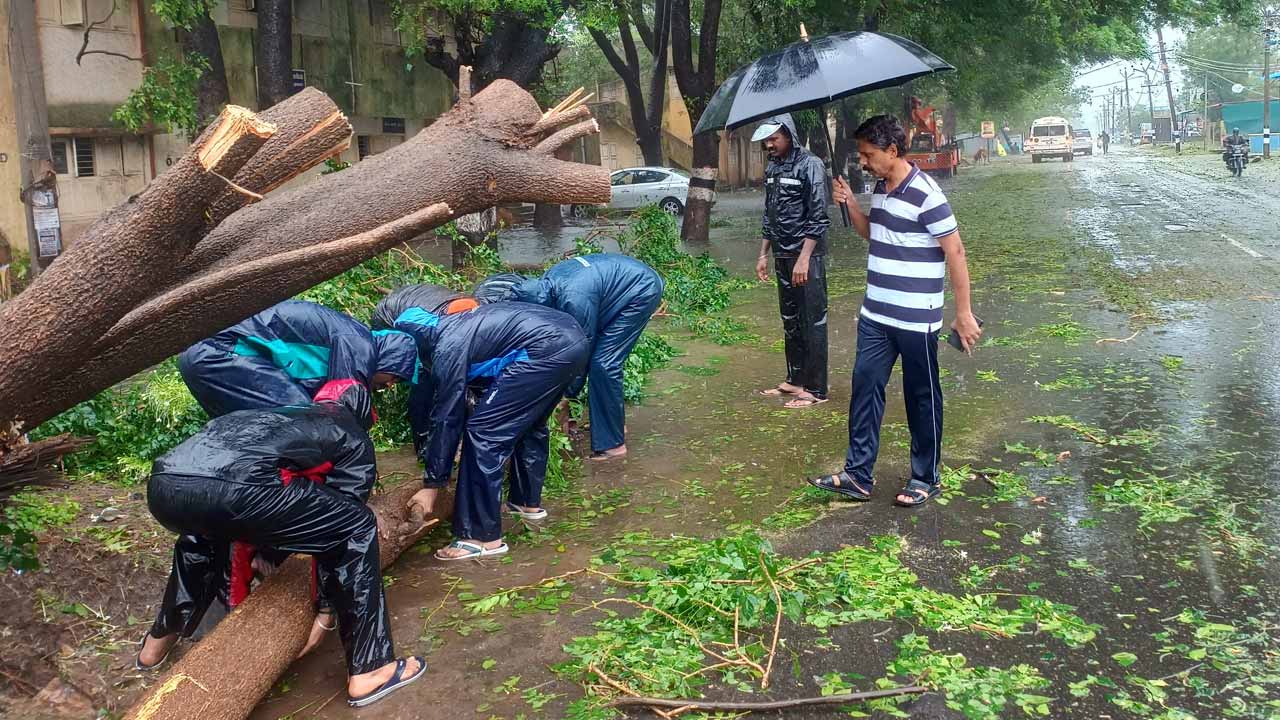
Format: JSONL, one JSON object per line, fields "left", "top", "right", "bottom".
{"left": 2, "top": 81, "right": 608, "bottom": 436}
{"left": 123, "top": 481, "right": 452, "bottom": 720}
{"left": 605, "top": 685, "right": 929, "bottom": 713}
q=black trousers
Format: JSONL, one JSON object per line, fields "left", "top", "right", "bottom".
{"left": 774, "top": 255, "right": 829, "bottom": 399}
{"left": 147, "top": 473, "right": 394, "bottom": 676}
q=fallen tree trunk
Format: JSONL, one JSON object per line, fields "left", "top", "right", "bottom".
{"left": 0, "top": 81, "right": 607, "bottom": 438}
{"left": 124, "top": 481, "right": 451, "bottom": 720}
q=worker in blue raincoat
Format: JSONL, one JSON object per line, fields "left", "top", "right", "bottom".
{"left": 394, "top": 303, "right": 588, "bottom": 561}
{"left": 370, "top": 284, "right": 480, "bottom": 470}
{"left": 473, "top": 253, "right": 663, "bottom": 460}
{"left": 178, "top": 299, "right": 418, "bottom": 417}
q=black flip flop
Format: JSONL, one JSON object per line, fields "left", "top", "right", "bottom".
{"left": 894, "top": 479, "right": 941, "bottom": 508}
{"left": 808, "top": 471, "right": 874, "bottom": 501}
{"left": 134, "top": 633, "right": 173, "bottom": 672}
{"left": 348, "top": 656, "right": 428, "bottom": 707}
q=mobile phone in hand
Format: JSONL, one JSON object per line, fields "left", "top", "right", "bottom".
{"left": 946, "top": 316, "right": 984, "bottom": 353}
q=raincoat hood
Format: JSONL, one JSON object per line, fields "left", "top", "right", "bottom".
{"left": 474, "top": 273, "right": 545, "bottom": 305}
{"left": 372, "top": 330, "right": 418, "bottom": 381}
{"left": 751, "top": 113, "right": 798, "bottom": 143}
{"left": 313, "top": 379, "right": 376, "bottom": 431}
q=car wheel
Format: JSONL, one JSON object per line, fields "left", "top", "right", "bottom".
{"left": 659, "top": 197, "right": 684, "bottom": 215}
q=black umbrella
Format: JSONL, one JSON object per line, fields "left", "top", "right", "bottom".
{"left": 695, "top": 30, "right": 953, "bottom": 226}
{"left": 694, "top": 30, "right": 953, "bottom": 134}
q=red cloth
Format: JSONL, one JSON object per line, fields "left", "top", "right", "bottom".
{"left": 227, "top": 461, "right": 334, "bottom": 608}
{"left": 313, "top": 378, "right": 377, "bottom": 424}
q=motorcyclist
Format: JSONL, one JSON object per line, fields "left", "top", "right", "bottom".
{"left": 1223, "top": 127, "right": 1249, "bottom": 175}
{"left": 1224, "top": 127, "right": 1248, "bottom": 149}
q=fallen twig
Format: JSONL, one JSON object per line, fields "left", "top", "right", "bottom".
{"left": 758, "top": 552, "right": 783, "bottom": 690}
{"left": 1096, "top": 329, "right": 1141, "bottom": 345}
{"left": 605, "top": 685, "right": 929, "bottom": 712}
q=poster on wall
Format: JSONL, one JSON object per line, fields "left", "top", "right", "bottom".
{"left": 31, "top": 189, "right": 62, "bottom": 258}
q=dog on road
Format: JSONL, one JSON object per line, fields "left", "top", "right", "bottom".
{"left": 972, "top": 147, "right": 990, "bottom": 165}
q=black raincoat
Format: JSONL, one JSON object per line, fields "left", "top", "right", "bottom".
{"left": 395, "top": 303, "right": 588, "bottom": 542}
{"left": 474, "top": 254, "right": 664, "bottom": 453}
{"left": 145, "top": 385, "right": 395, "bottom": 676}
{"left": 761, "top": 114, "right": 830, "bottom": 399}
{"left": 371, "top": 284, "right": 471, "bottom": 330}
{"left": 761, "top": 113, "right": 831, "bottom": 258}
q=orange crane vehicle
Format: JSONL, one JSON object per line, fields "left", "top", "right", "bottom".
{"left": 904, "top": 96, "right": 960, "bottom": 177}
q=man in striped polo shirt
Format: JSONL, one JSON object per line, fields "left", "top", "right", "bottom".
{"left": 810, "top": 114, "right": 981, "bottom": 507}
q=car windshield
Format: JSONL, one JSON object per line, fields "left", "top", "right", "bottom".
{"left": 667, "top": 168, "right": 689, "bottom": 178}
{"left": 1072, "top": 131, "right": 1090, "bottom": 138}
{"left": 1033, "top": 125, "right": 1067, "bottom": 137}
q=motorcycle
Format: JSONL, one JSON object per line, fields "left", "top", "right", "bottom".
{"left": 1224, "top": 143, "right": 1249, "bottom": 177}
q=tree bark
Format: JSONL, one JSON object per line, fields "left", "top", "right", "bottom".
{"left": 254, "top": 0, "right": 293, "bottom": 109}
{"left": 670, "top": 0, "right": 722, "bottom": 243}
{"left": 179, "top": 8, "right": 231, "bottom": 132}
{"left": 122, "top": 482, "right": 455, "bottom": 720}
{"left": 588, "top": 0, "right": 671, "bottom": 168}
{"left": 0, "top": 82, "right": 608, "bottom": 436}
{"left": 533, "top": 203, "right": 563, "bottom": 228}
{"left": 7, "top": 0, "right": 59, "bottom": 273}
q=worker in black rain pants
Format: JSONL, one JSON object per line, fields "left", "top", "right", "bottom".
{"left": 394, "top": 303, "right": 588, "bottom": 561}
{"left": 371, "top": 284, "right": 480, "bottom": 473}
{"left": 136, "top": 383, "right": 426, "bottom": 708}
{"left": 473, "top": 253, "right": 664, "bottom": 460}
{"left": 752, "top": 113, "right": 831, "bottom": 409}
{"left": 178, "top": 299, "right": 418, "bottom": 418}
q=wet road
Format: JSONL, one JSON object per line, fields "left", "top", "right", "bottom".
{"left": 246, "top": 149, "right": 1280, "bottom": 720}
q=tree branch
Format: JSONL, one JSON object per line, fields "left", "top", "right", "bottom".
{"left": 646, "top": 0, "right": 672, "bottom": 132}
{"left": 607, "top": 685, "right": 929, "bottom": 712}
{"left": 534, "top": 119, "right": 599, "bottom": 155}
{"left": 697, "top": 0, "right": 722, "bottom": 88}
{"left": 628, "top": 0, "right": 655, "bottom": 55}
{"left": 75, "top": 5, "right": 143, "bottom": 65}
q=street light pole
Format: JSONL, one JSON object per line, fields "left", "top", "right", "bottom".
{"left": 1157, "top": 26, "right": 1179, "bottom": 146}
{"left": 1265, "top": 7, "right": 1274, "bottom": 159}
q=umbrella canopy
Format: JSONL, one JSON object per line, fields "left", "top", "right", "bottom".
{"left": 694, "top": 31, "right": 953, "bottom": 135}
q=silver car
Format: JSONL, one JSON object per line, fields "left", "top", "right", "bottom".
{"left": 573, "top": 166, "right": 689, "bottom": 217}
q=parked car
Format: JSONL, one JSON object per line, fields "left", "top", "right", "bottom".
{"left": 1026, "top": 116, "right": 1073, "bottom": 163}
{"left": 572, "top": 166, "right": 689, "bottom": 218}
{"left": 1071, "top": 129, "right": 1093, "bottom": 156}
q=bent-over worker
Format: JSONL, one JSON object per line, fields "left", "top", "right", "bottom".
{"left": 395, "top": 303, "right": 588, "bottom": 561}
{"left": 474, "top": 253, "right": 663, "bottom": 460}
{"left": 136, "top": 382, "right": 426, "bottom": 708}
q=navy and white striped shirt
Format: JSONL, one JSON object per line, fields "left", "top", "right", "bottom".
{"left": 861, "top": 164, "right": 957, "bottom": 333}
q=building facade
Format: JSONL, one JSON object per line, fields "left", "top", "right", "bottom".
{"left": 1, "top": 0, "right": 454, "bottom": 265}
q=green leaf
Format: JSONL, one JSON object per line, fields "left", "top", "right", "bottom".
{"left": 982, "top": 529, "right": 1001, "bottom": 539}
{"left": 481, "top": 658, "right": 497, "bottom": 670}
{"left": 1111, "top": 652, "right": 1138, "bottom": 667}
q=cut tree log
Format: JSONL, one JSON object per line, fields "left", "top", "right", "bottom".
{"left": 123, "top": 482, "right": 451, "bottom": 720}
{"left": 0, "top": 80, "right": 608, "bottom": 440}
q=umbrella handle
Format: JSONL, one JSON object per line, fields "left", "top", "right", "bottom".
{"left": 831, "top": 171, "right": 852, "bottom": 227}
{"left": 821, "top": 102, "right": 851, "bottom": 228}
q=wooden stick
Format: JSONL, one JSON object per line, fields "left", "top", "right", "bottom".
{"left": 1095, "top": 329, "right": 1141, "bottom": 345}
{"left": 545, "top": 87, "right": 585, "bottom": 118}
{"left": 758, "top": 552, "right": 784, "bottom": 690}
{"left": 607, "top": 685, "right": 929, "bottom": 711}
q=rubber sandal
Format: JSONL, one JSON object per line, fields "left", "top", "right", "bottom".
{"left": 506, "top": 502, "right": 548, "bottom": 521}
{"left": 590, "top": 449, "right": 627, "bottom": 461}
{"left": 134, "top": 633, "right": 173, "bottom": 672}
{"left": 757, "top": 386, "right": 798, "bottom": 397}
{"left": 895, "top": 480, "right": 941, "bottom": 508}
{"left": 808, "top": 471, "right": 874, "bottom": 501}
{"left": 434, "top": 540, "right": 509, "bottom": 561}
{"left": 347, "top": 656, "right": 428, "bottom": 708}
{"left": 784, "top": 396, "right": 829, "bottom": 409}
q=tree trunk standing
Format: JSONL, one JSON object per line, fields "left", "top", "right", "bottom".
{"left": 670, "top": 0, "right": 723, "bottom": 244}
{"left": 532, "top": 202, "right": 563, "bottom": 228}
{"left": 180, "top": 9, "right": 231, "bottom": 131}
{"left": 588, "top": 0, "right": 672, "bottom": 168}
{"left": 7, "top": 0, "right": 59, "bottom": 274}
{"left": 471, "top": 12, "right": 561, "bottom": 90}
{"left": 254, "top": 0, "right": 293, "bottom": 108}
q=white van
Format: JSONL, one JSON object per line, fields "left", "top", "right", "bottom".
{"left": 1027, "top": 117, "right": 1073, "bottom": 163}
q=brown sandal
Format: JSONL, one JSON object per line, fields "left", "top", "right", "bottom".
{"left": 784, "top": 395, "right": 829, "bottom": 409}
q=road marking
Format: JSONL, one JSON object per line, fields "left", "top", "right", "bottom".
{"left": 1220, "top": 232, "right": 1264, "bottom": 258}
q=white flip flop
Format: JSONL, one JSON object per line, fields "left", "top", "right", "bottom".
{"left": 434, "top": 540, "right": 509, "bottom": 561}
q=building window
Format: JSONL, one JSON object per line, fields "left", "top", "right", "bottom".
{"left": 73, "top": 138, "right": 96, "bottom": 177}
{"left": 357, "top": 135, "right": 370, "bottom": 160}
{"left": 51, "top": 140, "right": 70, "bottom": 174}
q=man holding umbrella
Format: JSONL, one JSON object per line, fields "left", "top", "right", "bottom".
{"left": 754, "top": 113, "right": 831, "bottom": 409}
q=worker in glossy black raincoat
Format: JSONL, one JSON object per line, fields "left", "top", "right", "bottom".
{"left": 753, "top": 113, "right": 831, "bottom": 409}
{"left": 473, "top": 254, "right": 663, "bottom": 460}
{"left": 394, "top": 303, "right": 588, "bottom": 561}
{"left": 136, "top": 383, "right": 427, "bottom": 708}
{"left": 178, "top": 299, "right": 418, "bottom": 417}
{"left": 371, "top": 284, "right": 480, "bottom": 471}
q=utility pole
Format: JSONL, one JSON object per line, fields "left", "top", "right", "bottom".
{"left": 7, "top": 0, "right": 61, "bottom": 274}
{"left": 1124, "top": 69, "right": 1134, "bottom": 140}
{"left": 1263, "top": 9, "right": 1272, "bottom": 158}
{"left": 1203, "top": 72, "right": 1209, "bottom": 151}
{"left": 1157, "top": 27, "right": 1179, "bottom": 146}
{"left": 1144, "top": 65, "right": 1157, "bottom": 142}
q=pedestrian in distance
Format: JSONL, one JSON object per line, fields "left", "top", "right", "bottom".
{"left": 395, "top": 303, "right": 588, "bottom": 561}
{"left": 1101, "top": 130, "right": 1110, "bottom": 155}
{"left": 752, "top": 113, "right": 832, "bottom": 409}
{"left": 137, "top": 382, "right": 427, "bottom": 708}
{"left": 473, "top": 253, "right": 665, "bottom": 461}
{"left": 811, "top": 114, "right": 982, "bottom": 508}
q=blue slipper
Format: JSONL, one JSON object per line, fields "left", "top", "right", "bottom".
{"left": 347, "top": 656, "right": 427, "bottom": 708}
{"left": 809, "top": 471, "right": 874, "bottom": 501}
{"left": 895, "top": 479, "right": 941, "bottom": 507}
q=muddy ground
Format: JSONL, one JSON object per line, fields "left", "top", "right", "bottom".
{"left": 3, "top": 146, "right": 1279, "bottom": 720}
